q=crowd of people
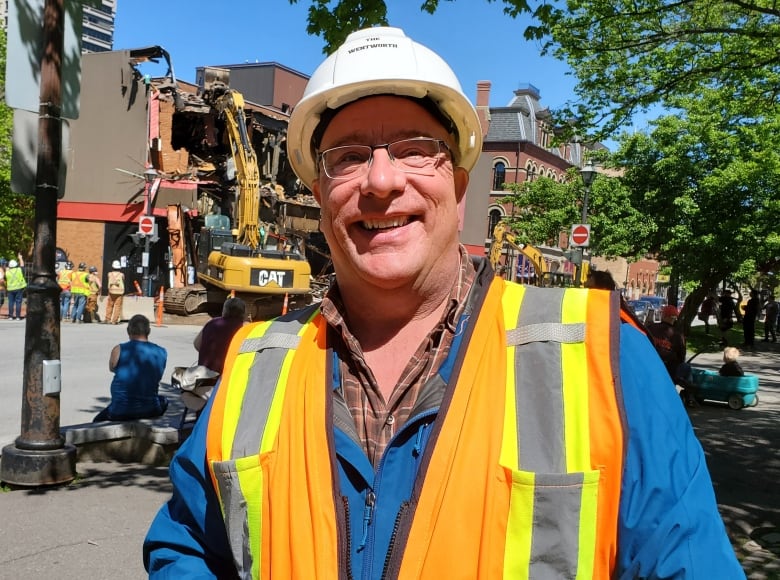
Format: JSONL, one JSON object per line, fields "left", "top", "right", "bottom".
{"left": 58, "top": 260, "right": 123, "bottom": 324}
{"left": 0, "top": 255, "right": 123, "bottom": 323}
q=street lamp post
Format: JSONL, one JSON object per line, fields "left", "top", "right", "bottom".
{"left": 142, "top": 167, "right": 158, "bottom": 297}
{"left": 580, "top": 159, "right": 597, "bottom": 223}
{"left": 577, "top": 160, "right": 598, "bottom": 286}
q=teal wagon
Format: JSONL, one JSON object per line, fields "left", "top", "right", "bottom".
{"left": 682, "top": 368, "right": 759, "bottom": 410}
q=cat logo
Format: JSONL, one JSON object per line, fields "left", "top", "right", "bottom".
{"left": 254, "top": 269, "right": 291, "bottom": 287}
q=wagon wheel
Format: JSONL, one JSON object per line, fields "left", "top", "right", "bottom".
{"left": 727, "top": 394, "right": 744, "bottom": 410}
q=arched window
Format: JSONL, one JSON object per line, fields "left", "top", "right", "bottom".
{"left": 492, "top": 162, "right": 506, "bottom": 191}
{"left": 488, "top": 208, "right": 503, "bottom": 238}
{"left": 525, "top": 162, "right": 538, "bottom": 181}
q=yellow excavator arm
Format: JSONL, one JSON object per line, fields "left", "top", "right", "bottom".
{"left": 214, "top": 90, "right": 261, "bottom": 249}
{"left": 489, "top": 222, "right": 549, "bottom": 284}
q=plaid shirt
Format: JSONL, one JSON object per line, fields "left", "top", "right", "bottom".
{"left": 320, "top": 248, "right": 476, "bottom": 468}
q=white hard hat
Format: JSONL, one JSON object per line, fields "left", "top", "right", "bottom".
{"left": 8, "top": 259, "right": 17, "bottom": 268}
{"left": 112, "top": 260, "right": 121, "bottom": 269}
{"left": 287, "top": 26, "right": 483, "bottom": 189}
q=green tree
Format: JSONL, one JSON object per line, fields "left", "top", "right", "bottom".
{"left": 0, "top": 31, "right": 35, "bottom": 260}
{"left": 613, "top": 88, "right": 780, "bottom": 325}
{"left": 501, "top": 169, "right": 652, "bottom": 259}
{"left": 529, "top": 0, "right": 780, "bottom": 138}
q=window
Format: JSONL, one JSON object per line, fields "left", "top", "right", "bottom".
{"left": 488, "top": 208, "right": 503, "bottom": 238}
{"left": 492, "top": 162, "right": 506, "bottom": 191}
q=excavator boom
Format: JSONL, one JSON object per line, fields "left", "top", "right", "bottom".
{"left": 489, "top": 222, "right": 549, "bottom": 285}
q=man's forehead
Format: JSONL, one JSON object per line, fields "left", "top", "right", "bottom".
{"left": 318, "top": 95, "right": 451, "bottom": 146}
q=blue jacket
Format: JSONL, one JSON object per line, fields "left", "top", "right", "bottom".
{"left": 144, "top": 322, "right": 744, "bottom": 579}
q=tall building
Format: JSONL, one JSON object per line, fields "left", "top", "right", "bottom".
{"left": 81, "top": 0, "right": 116, "bottom": 53}
{"left": 0, "top": 1, "right": 116, "bottom": 50}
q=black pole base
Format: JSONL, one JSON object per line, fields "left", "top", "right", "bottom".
{"left": 0, "top": 443, "right": 77, "bottom": 487}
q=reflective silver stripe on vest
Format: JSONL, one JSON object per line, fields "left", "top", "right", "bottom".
{"left": 531, "top": 472, "right": 585, "bottom": 578}
{"left": 210, "top": 460, "right": 254, "bottom": 580}
{"left": 231, "top": 313, "right": 311, "bottom": 458}
{"left": 512, "top": 286, "right": 568, "bottom": 473}
{"left": 506, "top": 322, "right": 585, "bottom": 346}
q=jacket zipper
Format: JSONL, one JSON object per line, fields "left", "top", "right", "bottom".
{"left": 340, "top": 495, "right": 354, "bottom": 580}
{"left": 380, "top": 501, "right": 411, "bottom": 580}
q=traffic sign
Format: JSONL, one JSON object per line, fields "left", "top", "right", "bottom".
{"left": 139, "top": 215, "right": 155, "bottom": 236}
{"left": 570, "top": 224, "right": 591, "bottom": 247}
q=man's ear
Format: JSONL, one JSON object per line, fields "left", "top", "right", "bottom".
{"left": 454, "top": 166, "right": 469, "bottom": 204}
{"left": 312, "top": 180, "right": 322, "bottom": 205}
{"left": 454, "top": 167, "right": 469, "bottom": 231}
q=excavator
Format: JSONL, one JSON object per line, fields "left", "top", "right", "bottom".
{"left": 164, "top": 83, "right": 313, "bottom": 320}
{"left": 489, "top": 222, "right": 551, "bottom": 286}
{"left": 489, "top": 222, "right": 591, "bottom": 286}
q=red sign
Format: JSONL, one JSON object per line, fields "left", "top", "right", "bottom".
{"left": 571, "top": 224, "right": 590, "bottom": 247}
{"left": 139, "top": 215, "right": 155, "bottom": 236}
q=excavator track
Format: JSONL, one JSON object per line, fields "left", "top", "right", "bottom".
{"left": 164, "top": 284, "right": 208, "bottom": 316}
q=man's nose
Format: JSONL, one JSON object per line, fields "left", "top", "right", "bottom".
{"left": 361, "top": 147, "right": 405, "bottom": 197}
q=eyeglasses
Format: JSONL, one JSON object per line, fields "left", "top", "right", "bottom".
{"left": 318, "top": 137, "right": 452, "bottom": 180}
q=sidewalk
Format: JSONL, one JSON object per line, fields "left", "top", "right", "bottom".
{"left": 0, "top": 322, "right": 777, "bottom": 578}
{"left": 0, "top": 462, "right": 170, "bottom": 579}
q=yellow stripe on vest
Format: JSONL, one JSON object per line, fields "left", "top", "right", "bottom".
{"left": 500, "top": 281, "right": 525, "bottom": 471}
{"left": 561, "top": 288, "right": 592, "bottom": 472}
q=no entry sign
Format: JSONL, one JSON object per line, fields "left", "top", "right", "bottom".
{"left": 139, "top": 215, "right": 155, "bottom": 236}
{"left": 570, "top": 224, "right": 591, "bottom": 247}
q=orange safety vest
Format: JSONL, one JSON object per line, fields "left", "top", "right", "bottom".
{"left": 58, "top": 268, "right": 73, "bottom": 290}
{"left": 206, "top": 281, "right": 625, "bottom": 579}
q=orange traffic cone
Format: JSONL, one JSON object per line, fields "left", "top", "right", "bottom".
{"left": 156, "top": 287, "right": 164, "bottom": 327}
{"left": 133, "top": 280, "right": 142, "bottom": 296}
{"left": 282, "top": 293, "right": 289, "bottom": 316}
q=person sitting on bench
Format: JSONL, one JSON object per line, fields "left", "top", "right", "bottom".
{"left": 93, "top": 314, "right": 168, "bottom": 422}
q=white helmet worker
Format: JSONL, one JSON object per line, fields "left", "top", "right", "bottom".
{"left": 112, "top": 260, "right": 121, "bottom": 269}
{"left": 8, "top": 259, "right": 18, "bottom": 268}
{"left": 287, "top": 26, "right": 483, "bottom": 190}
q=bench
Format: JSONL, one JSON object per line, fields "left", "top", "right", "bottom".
{"left": 61, "top": 413, "right": 193, "bottom": 466}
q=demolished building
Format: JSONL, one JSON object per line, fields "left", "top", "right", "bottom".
{"left": 58, "top": 47, "right": 323, "bottom": 300}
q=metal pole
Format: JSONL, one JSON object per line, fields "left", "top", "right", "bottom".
{"left": 143, "top": 218, "right": 151, "bottom": 297}
{"left": 1, "top": 0, "right": 76, "bottom": 486}
{"left": 581, "top": 184, "right": 590, "bottom": 224}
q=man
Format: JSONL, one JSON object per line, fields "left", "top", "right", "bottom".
{"left": 5, "top": 254, "right": 26, "bottom": 321}
{"left": 69, "top": 262, "right": 90, "bottom": 323}
{"left": 144, "top": 27, "right": 743, "bottom": 578}
{"left": 58, "top": 260, "right": 74, "bottom": 321}
{"left": 646, "top": 305, "right": 688, "bottom": 383}
{"left": 193, "top": 297, "right": 246, "bottom": 374}
{"left": 763, "top": 293, "right": 778, "bottom": 342}
{"left": 104, "top": 260, "right": 125, "bottom": 324}
{"left": 93, "top": 314, "right": 168, "bottom": 422}
{"left": 84, "top": 265, "right": 102, "bottom": 323}
{"left": 0, "top": 257, "right": 7, "bottom": 318}
{"left": 699, "top": 292, "right": 717, "bottom": 334}
{"left": 742, "top": 289, "right": 759, "bottom": 348}
{"left": 718, "top": 288, "right": 739, "bottom": 345}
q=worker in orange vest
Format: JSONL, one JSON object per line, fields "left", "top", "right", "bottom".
{"left": 145, "top": 27, "right": 744, "bottom": 579}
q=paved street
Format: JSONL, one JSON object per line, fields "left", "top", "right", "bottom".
{"left": 0, "top": 315, "right": 777, "bottom": 578}
{"left": 0, "top": 311, "right": 206, "bottom": 447}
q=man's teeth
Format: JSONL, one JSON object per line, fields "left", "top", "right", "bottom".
{"left": 363, "top": 217, "right": 409, "bottom": 230}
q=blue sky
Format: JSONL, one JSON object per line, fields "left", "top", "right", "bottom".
{"left": 112, "top": 0, "right": 579, "bottom": 112}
